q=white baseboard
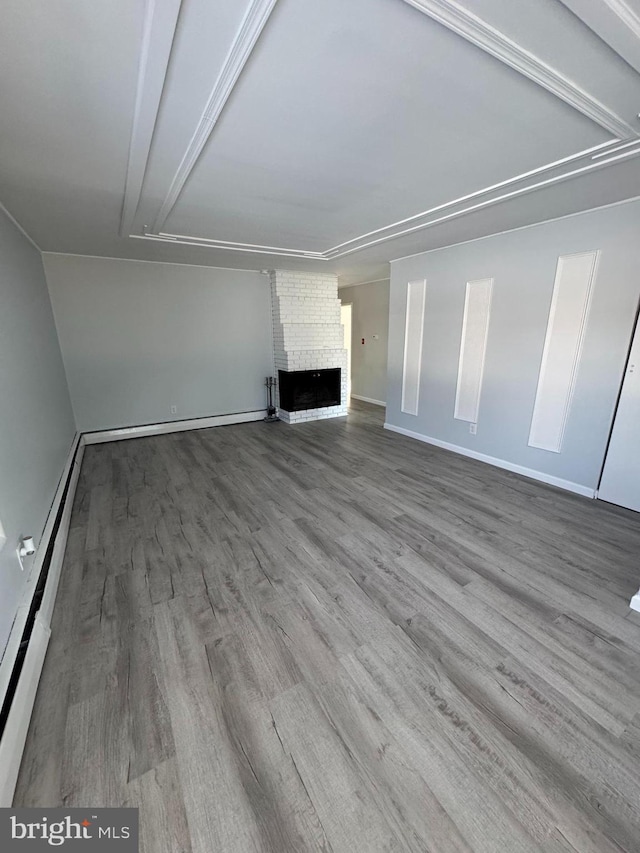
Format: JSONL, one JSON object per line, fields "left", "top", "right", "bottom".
{"left": 0, "top": 432, "right": 81, "bottom": 710}
{"left": 0, "top": 616, "right": 50, "bottom": 806}
{"left": 82, "top": 409, "right": 266, "bottom": 444}
{"left": 0, "top": 432, "right": 82, "bottom": 807}
{"left": 351, "top": 394, "right": 386, "bottom": 407}
{"left": 383, "top": 422, "right": 595, "bottom": 498}
{"left": 631, "top": 592, "right": 640, "bottom": 613}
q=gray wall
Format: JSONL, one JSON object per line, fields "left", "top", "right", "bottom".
{"left": 340, "top": 280, "right": 389, "bottom": 405}
{"left": 387, "top": 200, "right": 640, "bottom": 491}
{"left": 0, "top": 209, "right": 76, "bottom": 655}
{"left": 44, "top": 255, "right": 273, "bottom": 432}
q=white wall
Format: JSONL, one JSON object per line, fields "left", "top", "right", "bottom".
{"left": 339, "top": 280, "right": 389, "bottom": 405}
{"left": 386, "top": 200, "right": 640, "bottom": 493}
{"left": 0, "top": 209, "right": 76, "bottom": 656}
{"left": 44, "top": 255, "right": 273, "bottom": 432}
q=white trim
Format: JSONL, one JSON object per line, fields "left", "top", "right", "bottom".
{"left": 39, "top": 442, "right": 85, "bottom": 626}
{"left": 327, "top": 145, "right": 640, "bottom": 259}
{"left": 399, "top": 0, "right": 633, "bottom": 138}
{"left": 528, "top": 250, "right": 599, "bottom": 453}
{"left": 151, "top": 0, "right": 278, "bottom": 233}
{"left": 0, "top": 201, "right": 41, "bottom": 253}
{"left": 351, "top": 394, "right": 386, "bottom": 407}
{"left": 119, "top": 0, "right": 183, "bottom": 237}
{"left": 0, "top": 433, "right": 80, "bottom": 710}
{"left": 133, "top": 233, "right": 327, "bottom": 261}
{"left": 158, "top": 231, "right": 323, "bottom": 258}
{"left": 383, "top": 422, "right": 595, "bottom": 498}
{"left": 0, "top": 616, "right": 51, "bottom": 806}
{"left": 630, "top": 591, "right": 640, "bottom": 613}
{"left": 82, "top": 410, "right": 266, "bottom": 444}
{"left": 0, "top": 432, "right": 83, "bottom": 807}
{"left": 401, "top": 279, "right": 426, "bottom": 416}
{"left": 390, "top": 195, "right": 640, "bottom": 263}
{"left": 137, "top": 143, "right": 640, "bottom": 262}
{"left": 454, "top": 278, "right": 493, "bottom": 423}
{"left": 602, "top": 0, "right": 640, "bottom": 39}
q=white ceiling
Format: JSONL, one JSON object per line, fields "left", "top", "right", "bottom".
{"left": 1, "top": 0, "right": 639, "bottom": 285}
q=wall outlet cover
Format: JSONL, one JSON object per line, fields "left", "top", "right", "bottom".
{"left": 469, "top": 423, "right": 477, "bottom": 434}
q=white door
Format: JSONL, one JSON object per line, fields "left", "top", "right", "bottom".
{"left": 599, "top": 319, "right": 640, "bottom": 511}
{"left": 341, "top": 303, "right": 352, "bottom": 401}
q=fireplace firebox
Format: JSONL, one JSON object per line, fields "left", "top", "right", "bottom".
{"left": 278, "top": 368, "right": 341, "bottom": 413}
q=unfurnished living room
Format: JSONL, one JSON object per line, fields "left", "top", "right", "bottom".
{"left": 2, "top": 0, "right": 640, "bottom": 851}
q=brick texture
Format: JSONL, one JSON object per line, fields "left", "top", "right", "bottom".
{"left": 270, "top": 270, "right": 348, "bottom": 424}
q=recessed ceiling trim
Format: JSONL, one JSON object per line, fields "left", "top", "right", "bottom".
{"left": 325, "top": 141, "right": 615, "bottom": 254}
{"left": 602, "top": 0, "right": 640, "bottom": 39}
{"left": 328, "top": 144, "right": 640, "bottom": 258}
{"left": 139, "top": 142, "right": 640, "bottom": 260}
{"left": 400, "top": 0, "right": 636, "bottom": 139}
{"left": 150, "top": 0, "right": 279, "bottom": 234}
{"left": 157, "top": 231, "right": 324, "bottom": 256}
{"left": 119, "top": 0, "right": 183, "bottom": 238}
{"left": 132, "top": 233, "right": 326, "bottom": 260}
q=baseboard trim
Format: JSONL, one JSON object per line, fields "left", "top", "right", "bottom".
{"left": 82, "top": 409, "right": 266, "bottom": 444}
{"left": 0, "top": 616, "right": 50, "bottom": 806}
{"left": 351, "top": 394, "right": 386, "bottom": 407}
{"left": 630, "top": 592, "right": 640, "bottom": 613}
{"left": 383, "top": 422, "right": 595, "bottom": 498}
{"left": 0, "top": 432, "right": 80, "bottom": 710}
{"left": 0, "top": 431, "right": 82, "bottom": 806}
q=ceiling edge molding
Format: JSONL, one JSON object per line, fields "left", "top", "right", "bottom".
{"left": 156, "top": 231, "right": 324, "bottom": 258}
{"left": 399, "top": 0, "right": 636, "bottom": 138}
{"left": 139, "top": 142, "right": 640, "bottom": 259}
{"left": 390, "top": 194, "right": 640, "bottom": 262}
{"left": 119, "top": 0, "right": 183, "bottom": 237}
{"left": 602, "top": 0, "right": 640, "bottom": 38}
{"left": 150, "top": 0, "right": 279, "bottom": 234}
{"left": 132, "top": 233, "right": 327, "bottom": 260}
{"left": 328, "top": 144, "right": 640, "bottom": 258}
{"left": 325, "top": 142, "right": 614, "bottom": 254}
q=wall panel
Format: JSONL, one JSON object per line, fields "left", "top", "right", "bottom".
{"left": 401, "top": 279, "right": 426, "bottom": 415}
{"left": 528, "top": 250, "right": 599, "bottom": 452}
{"left": 454, "top": 278, "right": 493, "bottom": 423}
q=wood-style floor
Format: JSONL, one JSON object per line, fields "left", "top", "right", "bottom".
{"left": 15, "top": 401, "right": 640, "bottom": 852}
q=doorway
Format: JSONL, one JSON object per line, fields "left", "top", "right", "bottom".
{"left": 341, "top": 302, "right": 352, "bottom": 402}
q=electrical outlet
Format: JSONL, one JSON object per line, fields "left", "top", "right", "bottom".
{"left": 170, "top": 405, "right": 177, "bottom": 415}
{"left": 469, "top": 423, "right": 477, "bottom": 435}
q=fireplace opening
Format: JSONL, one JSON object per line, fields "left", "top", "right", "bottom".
{"left": 278, "top": 368, "right": 341, "bottom": 413}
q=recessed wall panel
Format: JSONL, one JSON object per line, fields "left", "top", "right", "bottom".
{"left": 401, "top": 279, "right": 426, "bottom": 416}
{"left": 528, "top": 250, "right": 599, "bottom": 452}
{"left": 454, "top": 278, "right": 493, "bottom": 423}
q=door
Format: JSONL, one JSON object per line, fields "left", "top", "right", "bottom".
{"left": 341, "top": 302, "right": 352, "bottom": 400}
{"left": 599, "top": 318, "right": 640, "bottom": 511}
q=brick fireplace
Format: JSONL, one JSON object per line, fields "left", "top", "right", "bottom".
{"left": 270, "top": 270, "right": 348, "bottom": 424}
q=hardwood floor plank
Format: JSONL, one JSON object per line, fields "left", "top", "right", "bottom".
{"left": 14, "top": 400, "right": 640, "bottom": 852}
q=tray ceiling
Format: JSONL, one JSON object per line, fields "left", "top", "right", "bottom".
{"left": 0, "top": 0, "right": 639, "bottom": 280}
